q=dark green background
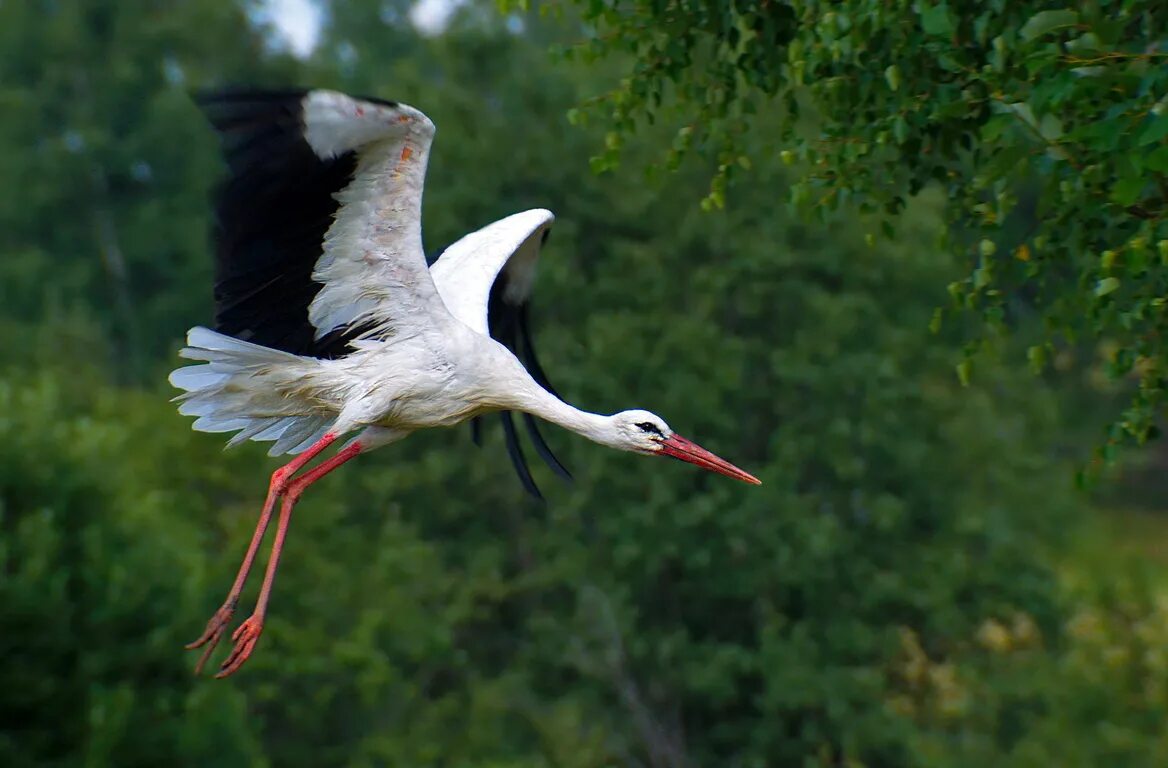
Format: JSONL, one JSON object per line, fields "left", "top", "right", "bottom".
{"left": 2, "top": 2, "right": 1166, "bottom": 766}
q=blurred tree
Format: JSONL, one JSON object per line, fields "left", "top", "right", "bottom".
{"left": 2, "top": 1, "right": 1164, "bottom": 767}
{"left": 529, "top": 0, "right": 1168, "bottom": 455}
{"left": 0, "top": 0, "right": 299, "bottom": 376}
{"left": 0, "top": 370, "right": 264, "bottom": 768}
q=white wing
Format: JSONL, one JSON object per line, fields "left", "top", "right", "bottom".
{"left": 299, "top": 90, "right": 446, "bottom": 340}
{"left": 428, "top": 209, "right": 555, "bottom": 335}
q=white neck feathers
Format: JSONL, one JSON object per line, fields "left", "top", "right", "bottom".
{"left": 509, "top": 384, "right": 615, "bottom": 447}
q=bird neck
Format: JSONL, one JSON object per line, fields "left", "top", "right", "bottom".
{"left": 513, "top": 386, "right": 617, "bottom": 448}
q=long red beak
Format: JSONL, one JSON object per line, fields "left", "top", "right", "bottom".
{"left": 658, "top": 434, "right": 761, "bottom": 485}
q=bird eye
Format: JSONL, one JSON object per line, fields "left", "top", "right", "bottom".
{"left": 635, "top": 421, "right": 663, "bottom": 436}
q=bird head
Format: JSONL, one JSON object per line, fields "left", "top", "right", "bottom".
{"left": 608, "top": 410, "right": 761, "bottom": 485}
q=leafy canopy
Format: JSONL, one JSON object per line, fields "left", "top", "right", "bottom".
{"left": 533, "top": 0, "right": 1168, "bottom": 456}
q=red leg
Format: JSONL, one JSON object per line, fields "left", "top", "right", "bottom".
{"left": 187, "top": 431, "right": 339, "bottom": 675}
{"left": 216, "top": 440, "right": 364, "bottom": 678}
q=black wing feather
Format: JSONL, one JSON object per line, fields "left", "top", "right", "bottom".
{"left": 490, "top": 289, "right": 542, "bottom": 498}
{"left": 522, "top": 412, "right": 573, "bottom": 482}
{"left": 195, "top": 87, "right": 366, "bottom": 359}
{"left": 499, "top": 412, "right": 542, "bottom": 500}
{"left": 481, "top": 255, "right": 572, "bottom": 498}
{"left": 517, "top": 303, "right": 560, "bottom": 399}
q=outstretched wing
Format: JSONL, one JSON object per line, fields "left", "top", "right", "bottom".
{"left": 429, "top": 210, "right": 571, "bottom": 499}
{"left": 198, "top": 87, "right": 443, "bottom": 357}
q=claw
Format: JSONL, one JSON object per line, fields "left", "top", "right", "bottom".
{"left": 186, "top": 602, "right": 236, "bottom": 675}
{"left": 216, "top": 614, "right": 264, "bottom": 678}
{"left": 186, "top": 602, "right": 235, "bottom": 649}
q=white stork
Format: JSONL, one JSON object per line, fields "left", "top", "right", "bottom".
{"left": 171, "top": 88, "right": 760, "bottom": 678}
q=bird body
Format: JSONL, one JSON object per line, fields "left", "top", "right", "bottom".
{"left": 175, "top": 313, "right": 682, "bottom": 454}
{"left": 173, "top": 87, "right": 759, "bottom": 677}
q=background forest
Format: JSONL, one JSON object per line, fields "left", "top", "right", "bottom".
{"left": 2, "top": 1, "right": 1168, "bottom": 766}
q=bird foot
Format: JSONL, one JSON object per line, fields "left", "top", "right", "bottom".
{"left": 185, "top": 602, "right": 236, "bottom": 675}
{"left": 215, "top": 614, "right": 264, "bottom": 678}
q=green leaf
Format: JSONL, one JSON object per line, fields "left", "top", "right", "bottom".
{"left": 990, "top": 35, "right": 1008, "bottom": 71}
{"left": 884, "top": 65, "right": 900, "bottom": 92}
{"left": 981, "top": 115, "right": 1010, "bottom": 142}
{"left": 1027, "top": 345, "right": 1047, "bottom": 373}
{"left": 1111, "top": 174, "right": 1145, "bottom": 206}
{"left": 919, "top": 3, "right": 953, "bottom": 37}
{"left": 1095, "top": 277, "right": 1120, "bottom": 297}
{"left": 1137, "top": 116, "right": 1168, "bottom": 147}
{"left": 956, "top": 358, "right": 972, "bottom": 386}
{"left": 1007, "top": 102, "right": 1040, "bottom": 133}
{"left": 892, "top": 115, "right": 909, "bottom": 145}
{"left": 1019, "top": 10, "right": 1079, "bottom": 41}
{"left": 1147, "top": 146, "right": 1168, "bottom": 173}
{"left": 1039, "top": 114, "right": 1063, "bottom": 141}
{"left": 1065, "top": 32, "right": 1100, "bottom": 55}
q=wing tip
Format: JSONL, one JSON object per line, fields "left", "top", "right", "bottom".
{"left": 500, "top": 411, "right": 544, "bottom": 501}
{"left": 300, "top": 90, "right": 431, "bottom": 160}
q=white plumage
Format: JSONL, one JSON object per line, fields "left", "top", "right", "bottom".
{"left": 429, "top": 208, "right": 553, "bottom": 334}
{"left": 175, "top": 88, "right": 759, "bottom": 678}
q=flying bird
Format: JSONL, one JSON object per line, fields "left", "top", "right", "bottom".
{"left": 172, "top": 88, "right": 760, "bottom": 678}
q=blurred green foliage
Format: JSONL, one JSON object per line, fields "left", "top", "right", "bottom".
{"left": 2, "top": 1, "right": 1168, "bottom": 767}
{"left": 536, "top": 0, "right": 1168, "bottom": 457}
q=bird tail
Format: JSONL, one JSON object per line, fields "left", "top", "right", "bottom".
{"left": 169, "top": 327, "right": 334, "bottom": 456}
